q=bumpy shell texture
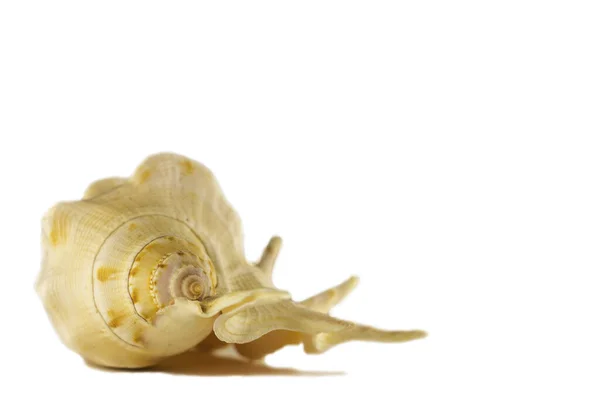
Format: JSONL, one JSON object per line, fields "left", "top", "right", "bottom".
{"left": 36, "top": 153, "right": 426, "bottom": 368}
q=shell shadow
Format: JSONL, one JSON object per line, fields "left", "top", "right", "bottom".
{"left": 152, "top": 347, "right": 344, "bottom": 376}
{"left": 87, "top": 346, "right": 344, "bottom": 377}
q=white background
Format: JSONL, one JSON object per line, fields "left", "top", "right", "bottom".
{"left": 1, "top": 1, "right": 599, "bottom": 399}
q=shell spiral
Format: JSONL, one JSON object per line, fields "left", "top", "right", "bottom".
{"left": 94, "top": 219, "right": 217, "bottom": 346}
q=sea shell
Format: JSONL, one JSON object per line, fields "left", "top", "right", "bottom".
{"left": 36, "top": 153, "right": 426, "bottom": 368}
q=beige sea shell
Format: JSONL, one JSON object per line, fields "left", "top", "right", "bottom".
{"left": 36, "top": 153, "right": 426, "bottom": 368}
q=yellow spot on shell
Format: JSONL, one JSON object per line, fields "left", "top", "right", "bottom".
{"left": 49, "top": 230, "right": 61, "bottom": 246}
{"left": 97, "top": 266, "right": 119, "bottom": 282}
{"left": 180, "top": 159, "right": 194, "bottom": 175}
{"left": 138, "top": 169, "right": 152, "bottom": 184}
{"left": 128, "top": 223, "right": 137, "bottom": 231}
{"left": 132, "top": 329, "right": 144, "bottom": 344}
{"left": 130, "top": 288, "right": 139, "bottom": 303}
{"left": 48, "top": 211, "right": 68, "bottom": 246}
{"left": 107, "top": 310, "right": 128, "bottom": 328}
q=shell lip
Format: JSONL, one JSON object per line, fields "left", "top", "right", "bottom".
{"left": 195, "top": 288, "right": 291, "bottom": 317}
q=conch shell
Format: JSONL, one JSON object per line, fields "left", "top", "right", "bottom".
{"left": 36, "top": 153, "right": 425, "bottom": 368}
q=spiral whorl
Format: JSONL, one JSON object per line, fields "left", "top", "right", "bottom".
{"left": 173, "top": 267, "right": 212, "bottom": 300}
{"left": 92, "top": 215, "right": 217, "bottom": 347}
{"left": 152, "top": 250, "right": 215, "bottom": 306}
{"left": 130, "top": 236, "right": 216, "bottom": 322}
